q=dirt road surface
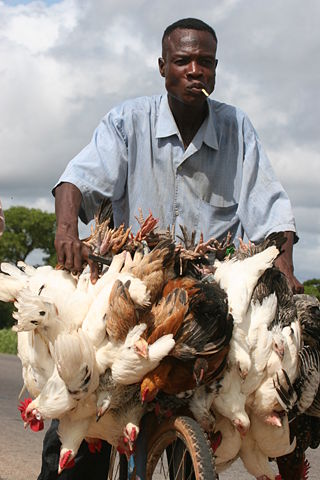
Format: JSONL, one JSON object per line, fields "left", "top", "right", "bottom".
{"left": 1, "top": 353, "right": 319, "bottom": 479}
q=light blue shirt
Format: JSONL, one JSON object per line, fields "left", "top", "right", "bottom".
{"left": 56, "top": 94, "right": 296, "bottom": 243}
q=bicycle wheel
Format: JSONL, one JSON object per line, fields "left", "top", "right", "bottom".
{"left": 146, "top": 415, "right": 216, "bottom": 480}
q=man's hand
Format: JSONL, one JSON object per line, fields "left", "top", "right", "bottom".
{"left": 54, "top": 182, "right": 99, "bottom": 283}
{"left": 55, "top": 227, "right": 99, "bottom": 284}
{"left": 274, "top": 231, "right": 304, "bottom": 294}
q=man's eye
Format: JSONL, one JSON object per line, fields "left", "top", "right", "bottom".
{"left": 200, "top": 59, "right": 215, "bottom": 67}
{"left": 175, "top": 59, "right": 188, "bottom": 65}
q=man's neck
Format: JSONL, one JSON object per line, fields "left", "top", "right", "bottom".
{"left": 168, "top": 96, "right": 208, "bottom": 149}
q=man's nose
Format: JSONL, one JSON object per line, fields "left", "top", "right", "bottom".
{"left": 187, "top": 61, "right": 202, "bottom": 77}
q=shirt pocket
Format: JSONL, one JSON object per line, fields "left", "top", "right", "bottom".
{"left": 197, "top": 196, "right": 239, "bottom": 241}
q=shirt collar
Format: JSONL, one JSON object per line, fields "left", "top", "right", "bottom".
{"left": 155, "top": 94, "right": 180, "bottom": 139}
{"left": 155, "top": 94, "right": 219, "bottom": 150}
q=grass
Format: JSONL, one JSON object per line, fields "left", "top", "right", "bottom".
{"left": 0, "top": 328, "right": 17, "bottom": 354}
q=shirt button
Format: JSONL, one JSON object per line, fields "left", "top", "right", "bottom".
{"left": 175, "top": 210, "right": 179, "bottom": 217}
{"left": 177, "top": 166, "right": 182, "bottom": 171}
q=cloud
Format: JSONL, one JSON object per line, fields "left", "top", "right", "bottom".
{"left": 0, "top": 0, "right": 319, "bottom": 281}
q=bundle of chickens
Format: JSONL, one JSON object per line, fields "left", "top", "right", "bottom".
{"left": 1, "top": 206, "right": 320, "bottom": 480}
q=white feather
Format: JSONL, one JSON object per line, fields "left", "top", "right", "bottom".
{"left": 111, "top": 326, "right": 175, "bottom": 384}
{"left": 53, "top": 329, "right": 99, "bottom": 400}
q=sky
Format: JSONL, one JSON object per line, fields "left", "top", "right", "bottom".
{"left": 0, "top": 0, "right": 319, "bottom": 281}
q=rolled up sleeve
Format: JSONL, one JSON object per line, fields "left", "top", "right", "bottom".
{"left": 237, "top": 115, "right": 297, "bottom": 243}
{"left": 55, "top": 111, "right": 128, "bottom": 224}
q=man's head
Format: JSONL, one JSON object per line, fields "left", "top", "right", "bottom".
{"left": 159, "top": 18, "right": 218, "bottom": 108}
{"left": 161, "top": 18, "right": 217, "bottom": 53}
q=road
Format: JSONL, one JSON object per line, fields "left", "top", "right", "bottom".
{"left": 0, "top": 353, "right": 319, "bottom": 479}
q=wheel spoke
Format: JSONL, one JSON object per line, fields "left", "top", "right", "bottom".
{"left": 146, "top": 415, "right": 216, "bottom": 480}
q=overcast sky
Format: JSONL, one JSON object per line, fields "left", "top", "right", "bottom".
{"left": 0, "top": 0, "right": 319, "bottom": 281}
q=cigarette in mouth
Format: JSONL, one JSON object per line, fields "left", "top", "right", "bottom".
{"left": 201, "top": 88, "right": 210, "bottom": 97}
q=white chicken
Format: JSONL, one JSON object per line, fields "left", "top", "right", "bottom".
{"left": 239, "top": 427, "right": 276, "bottom": 480}
{"left": 13, "top": 289, "right": 66, "bottom": 345}
{"left": 250, "top": 316, "right": 301, "bottom": 426}
{"left": 53, "top": 329, "right": 99, "bottom": 400}
{"left": 25, "top": 365, "right": 77, "bottom": 422}
{"left": 17, "top": 330, "right": 54, "bottom": 398}
{"left": 212, "top": 368, "right": 250, "bottom": 436}
{"left": 249, "top": 410, "right": 296, "bottom": 459}
{"left": 214, "top": 413, "right": 242, "bottom": 473}
{"left": 96, "top": 323, "right": 175, "bottom": 384}
{"left": 82, "top": 270, "right": 150, "bottom": 347}
{"left": 212, "top": 246, "right": 280, "bottom": 435}
{"left": 241, "top": 293, "right": 278, "bottom": 396}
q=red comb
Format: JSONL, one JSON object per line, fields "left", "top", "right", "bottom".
{"left": 130, "top": 427, "right": 137, "bottom": 442}
{"left": 18, "top": 398, "right": 44, "bottom": 431}
{"left": 18, "top": 397, "right": 33, "bottom": 422}
{"left": 59, "top": 450, "right": 75, "bottom": 471}
{"left": 87, "top": 439, "right": 102, "bottom": 454}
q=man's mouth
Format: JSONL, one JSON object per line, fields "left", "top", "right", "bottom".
{"left": 186, "top": 83, "right": 207, "bottom": 94}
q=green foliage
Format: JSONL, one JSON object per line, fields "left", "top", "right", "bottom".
{"left": 0, "top": 328, "right": 17, "bottom": 354}
{"left": 0, "top": 206, "right": 57, "bottom": 327}
{"left": 0, "top": 206, "right": 56, "bottom": 266}
{"left": 303, "top": 278, "right": 320, "bottom": 300}
{"left": 0, "top": 301, "right": 14, "bottom": 328}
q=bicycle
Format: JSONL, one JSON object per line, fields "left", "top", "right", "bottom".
{"left": 108, "top": 413, "right": 217, "bottom": 480}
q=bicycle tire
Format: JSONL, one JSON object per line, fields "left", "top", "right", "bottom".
{"left": 146, "top": 415, "right": 216, "bottom": 480}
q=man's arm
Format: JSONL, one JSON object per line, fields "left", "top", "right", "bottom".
{"left": 55, "top": 182, "right": 99, "bottom": 282}
{"left": 274, "top": 231, "right": 304, "bottom": 294}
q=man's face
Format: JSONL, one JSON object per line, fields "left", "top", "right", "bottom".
{"left": 159, "top": 28, "right": 217, "bottom": 108}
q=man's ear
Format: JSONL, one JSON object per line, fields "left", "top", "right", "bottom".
{"left": 158, "top": 57, "right": 165, "bottom": 77}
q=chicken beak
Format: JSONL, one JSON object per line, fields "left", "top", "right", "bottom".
{"left": 96, "top": 411, "right": 102, "bottom": 422}
{"left": 134, "top": 338, "right": 149, "bottom": 358}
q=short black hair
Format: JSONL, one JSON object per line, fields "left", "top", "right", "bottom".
{"left": 162, "top": 18, "right": 218, "bottom": 48}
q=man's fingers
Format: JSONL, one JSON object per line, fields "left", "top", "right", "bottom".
{"left": 54, "top": 239, "right": 66, "bottom": 267}
{"left": 72, "top": 240, "right": 84, "bottom": 272}
{"left": 54, "top": 234, "right": 83, "bottom": 272}
{"left": 64, "top": 247, "right": 75, "bottom": 271}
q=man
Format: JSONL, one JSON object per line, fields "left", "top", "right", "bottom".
{"left": 54, "top": 18, "right": 302, "bottom": 292}
{"left": 40, "top": 17, "right": 303, "bottom": 480}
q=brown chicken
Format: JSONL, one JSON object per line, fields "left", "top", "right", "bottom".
{"left": 106, "top": 279, "right": 138, "bottom": 342}
{"left": 124, "top": 239, "right": 176, "bottom": 304}
{"left": 141, "top": 276, "right": 233, "bottom": 402}
{"left": 140, "top": 346, "right": 229, "bottom": 401}
{"left": 146, "top": 288, "right": 189, "bottom": 344}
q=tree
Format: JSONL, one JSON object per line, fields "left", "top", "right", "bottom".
{"left": 0, "top": 206, "right": 56, "bottom": 265}
{"left": 303, "top": 278, "right": 320, "bottom": 300}
{"left": 0, "top": 206, "right": 56, "bottom": 328}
